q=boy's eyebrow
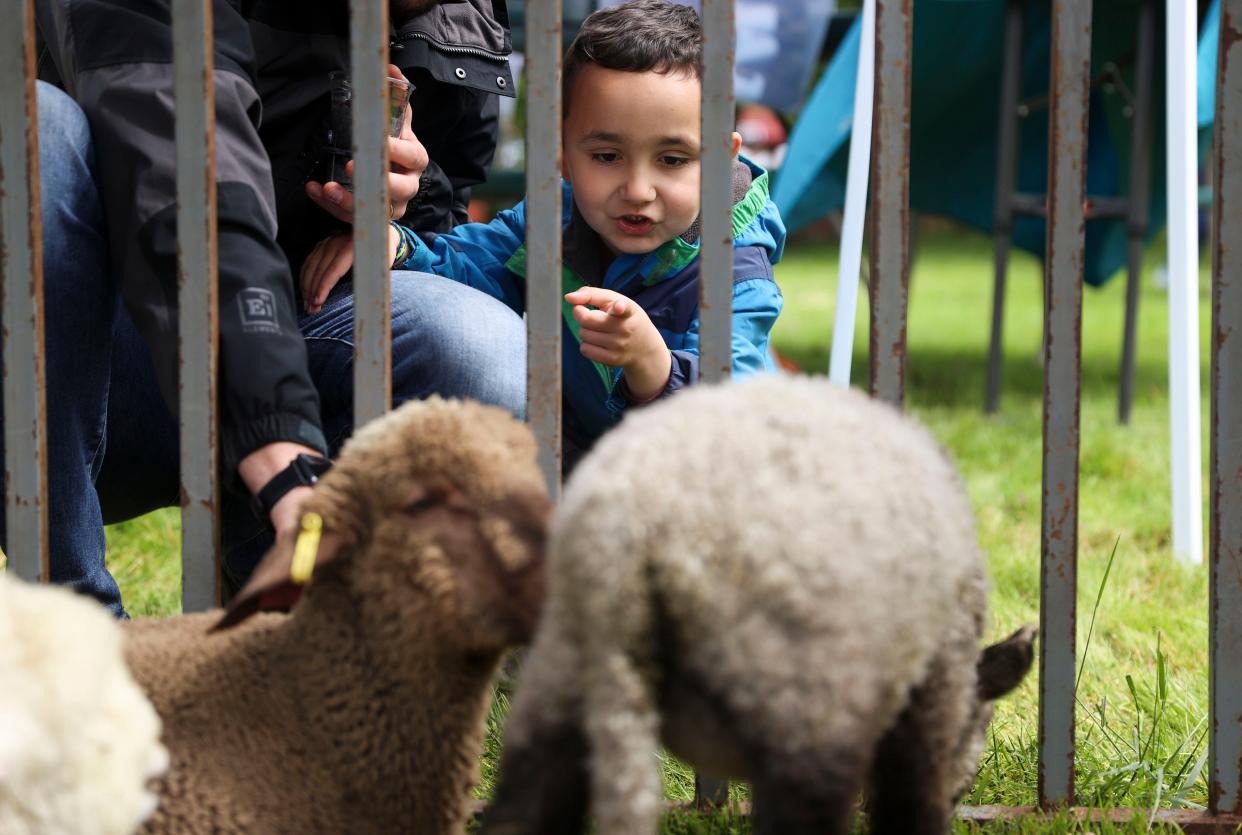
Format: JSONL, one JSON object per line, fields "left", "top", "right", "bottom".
{"left": 577, "top": 130, "right": 698, "bottom": 148}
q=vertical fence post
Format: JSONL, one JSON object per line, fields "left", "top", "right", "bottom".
{"left": 173, "top": 0, "right": 220, "bottom": 612}
{"left": 1037, "top": 0, "right": 1091, "bottom": 809}
{"left": 1209, "top": 0, "right": 1242, "bottom": 815}
{"left": 1118, "top": 0, "right": 1154, "bottom": 427}
{"left": 868, "top": 0, "right": 911, "bottom": 408}
{"left": 525, "top": 0, "right": 563, "bottom": 498}
{"left": 693, "top": 0, "right": 736, "bottom": 809}
{"left": 0, "top": 0, "right": 48, "bottom": 582}
{"left": 698, "top": 0, "right": 734, "bottom": 387}
{"left": 351, "top": 0, "right": 392, "bottom": 427}
{"left": 986, "top": 0, "right": 1024, "bottom": 414}
{"left": 1167, "top": 0, "right": 1204, "bottom": 564}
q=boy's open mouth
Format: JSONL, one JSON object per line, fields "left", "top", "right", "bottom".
{"left": 616, "top": 215, "right": 655, "bottom": 235}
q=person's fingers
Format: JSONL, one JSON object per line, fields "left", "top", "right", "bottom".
{"left": 579, "top": 341, "right": 621, "bottom": 366}
{"left": 571, "top": 303, "right": 617, "bottom": 331}
{"left": 306, "top": 182, "right": 354, "bottom": 223}
{"left": 608, "top": 298, "right": 630, "bottom": 318}
{"left": 577, "top": 328, "right": 625, "bottom": 352}
{"left": 300, "top": 240, "right": 331, "bottom": 305}
{"left": 388, "top": 135, "right": 429, "bottom": 174}
{"left": 315, "top": 244, "right": 355, "bottom": 306}
{"left": 564, "top": 287, "right": 622, "bottom": 309}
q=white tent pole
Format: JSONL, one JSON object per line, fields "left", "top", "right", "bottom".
{"left": 1167, "top": 0, "right": 1203, "bottom": 563}
{"left": 829, "top": 0, "right": 875, "bottom": 385}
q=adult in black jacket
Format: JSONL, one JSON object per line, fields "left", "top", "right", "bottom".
{"left": 23, "top": 0, "right": 525, "bottom": 614}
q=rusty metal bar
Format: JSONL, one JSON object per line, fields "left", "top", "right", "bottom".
{"left": 1210, "top": 0, "right": 1242, "bottom": 815}
{"left": 697, "top": 0, "right": 734, "bottom": 386}
{"left": 173, "top": 0, "right": 220, "bottom": 611}
{"left": 0, "top": 0, "right": 48, "bottom": 582}
{"left": 1038, "top": 0, "right": 1091, "bottom": 808}
{"left": 350, "top": 0, "right": 392, "bottom": 427}
{"left": 985, "top": 0, "right": 1024, "bottom": 415}
{"left": 524, "top": 0, "right": 562, "bottom": 496}
{"left": 525, "top": 0, "right": 562, "bottom": 496}
{"left": 867, "top": 0, "right": 911, "bottom": 407}
{"left": 692, "top": 0, "right": 736, "bottom": 806}
{"left": 961, "top": 805, "right": 1242, "bottom": 833}
{"left": 1118, "top": 0, "right": 1154, "bottom": 426}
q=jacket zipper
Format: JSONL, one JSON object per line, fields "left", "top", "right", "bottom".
{"left": 393, "top": 31, "right": 508, "bottom": 62}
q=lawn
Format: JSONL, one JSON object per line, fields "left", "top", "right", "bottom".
{"left": 78, "top": 222, "right": 1227, "bottom": 831}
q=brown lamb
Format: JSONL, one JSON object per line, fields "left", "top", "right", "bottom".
{"left": 124, "top": 397, "right": 550, "bottom": 835}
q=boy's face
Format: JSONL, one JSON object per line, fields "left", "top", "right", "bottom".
{"left": 562, "top": 65, "right": 740, "bottom": 257}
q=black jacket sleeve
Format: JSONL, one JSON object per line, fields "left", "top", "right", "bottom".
{"left": 35, "top": 0, "right": 327, "bottom": 478}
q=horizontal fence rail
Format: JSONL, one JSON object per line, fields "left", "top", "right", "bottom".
{"left": 0, "top": 0, "right": 48, "bottom": 582}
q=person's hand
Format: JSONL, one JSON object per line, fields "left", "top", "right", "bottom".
{"left": 304, "top": 65, "right": 428, "bottom": 224}
{"left": 300, "top": 225, "right": 402, "bottom": 314}
{"left": 237, "top": 441, "right": 325, "bottom": 541}
{"left": 563, "top": 287, "right": 672, "bottom": 400}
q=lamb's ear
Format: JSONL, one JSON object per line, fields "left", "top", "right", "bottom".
{"left": 209, "top": 528, "right": 344, "bottom": 633}
{"left": 976, "top": 623, "right": 1038, "bottom": 701}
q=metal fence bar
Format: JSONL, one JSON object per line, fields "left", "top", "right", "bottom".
{"left": 693, "top": 0, "right": 736, "bottom": 806}
{"left": 1038, "top": 0, "right": 1091, "bottom": 808}
{"left": 525, "top": 0, "right": 563, "bottom": 497}
{"left": 1118, "top": 0, "right": 1154, "bottom": 426}
{"left": 697, "top": 0, "right": 734, "bottom": 386}
{"left": 868, "top": 0, "right": 911, "bottom": 407}
{"left": 985, "top": 0, "right": 1024, "bottom": 415}
{"left": 1209, "top": 0, "right": 1242, "bottom": 814}
{"left": 0, "top": 0, "right": 48, "bottom": 582}
{"left": 351, "top": 0, "right": 392, "bottom": 427}
{"left": 173, "top": 0, "right": 220, "bottom": 612}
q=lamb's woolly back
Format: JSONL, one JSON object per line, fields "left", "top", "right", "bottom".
{"left": 551, "top": 375, "right": 985, "bottom": 748}
{"left": 0, "top": 576, "right": 167, "bottom": 835}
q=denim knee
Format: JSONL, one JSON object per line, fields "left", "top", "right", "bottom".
{"left": 389, "top": 272, "right": 527, "bottom": 418}
{"left": 37, "top": 82, "right": 96, "bottom": 193}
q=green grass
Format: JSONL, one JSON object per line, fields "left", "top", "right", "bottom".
{"left": 68, "top": 222, "right": 1222, "bottom": 831}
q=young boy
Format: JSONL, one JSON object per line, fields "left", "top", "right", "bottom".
{"left": 301, "top": 0, "right": 785, "bottom": 461}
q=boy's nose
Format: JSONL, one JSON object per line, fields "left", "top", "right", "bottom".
{"left": 621, "top": 171, "right": 656, "bottom": 204}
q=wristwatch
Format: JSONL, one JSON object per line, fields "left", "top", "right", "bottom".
{"left": 251, "top": 453, "right": 332, "bottom": 525}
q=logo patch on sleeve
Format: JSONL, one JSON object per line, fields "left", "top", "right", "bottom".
{"left": 238, "top": 288, "right": 280, "bottom": 334}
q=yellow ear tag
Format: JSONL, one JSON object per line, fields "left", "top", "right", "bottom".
{"left": 290, "top": 512, "right": 323, "bottom": 585}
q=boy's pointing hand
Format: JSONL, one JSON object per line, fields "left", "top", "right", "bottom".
{"left": 564, "top": 287, "right": 672, "bottom": 401}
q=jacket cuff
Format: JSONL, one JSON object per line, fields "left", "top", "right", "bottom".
{"left": 223, "top": 413, "right": 329, "bottom": 492}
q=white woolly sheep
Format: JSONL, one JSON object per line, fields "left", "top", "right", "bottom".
{"left": 123, "top": 397, "right": 550, "bottom": 835}
{"left": 482, "top": 375, "right": 1035, "bottom": 835}
{"left": 0, "top": 574, "right": 168, "bottom": 835}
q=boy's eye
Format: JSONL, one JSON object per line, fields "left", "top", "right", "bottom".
{"left": 660, "top": 155, "right": 690, "bottom": 168}
{"left": 591, "top": 152, "right": 619, "bottom": 164}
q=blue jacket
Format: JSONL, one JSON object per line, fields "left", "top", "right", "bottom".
{"left": 398, "top": 157, "right": 786, "bottom": 454}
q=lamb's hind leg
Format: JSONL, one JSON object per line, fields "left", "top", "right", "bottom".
{"left": 866, "top": 651, "right": 973, "bottom": 835}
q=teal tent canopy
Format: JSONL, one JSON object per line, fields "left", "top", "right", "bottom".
{"left": 773, "top": 0, "right": 1219, "bottom": 287}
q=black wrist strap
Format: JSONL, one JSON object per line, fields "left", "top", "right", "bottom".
{"left": 251, "top": 454, "right": 332, "bottom": 525}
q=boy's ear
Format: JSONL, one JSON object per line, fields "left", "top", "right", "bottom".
{"left": 730, "top": 131, "right": 742, "bottom": 158}
{"left": 561, "top": 152, "right": 571, "bottom": 183}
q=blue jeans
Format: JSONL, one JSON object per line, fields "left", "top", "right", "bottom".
{"left": 0, "top": 83, "right": 125, "bottom": 614}
{"left": 18, "top": 81, "right": 527, "bottom": 612}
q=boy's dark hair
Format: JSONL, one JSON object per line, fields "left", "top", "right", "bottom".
{"left": 562, "top": 0, "right": 702, "bottom": 115}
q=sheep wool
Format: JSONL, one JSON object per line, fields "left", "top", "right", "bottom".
{"left": 483, "top": 375, "right": 1035, "bottom": 835}
{"left": 124, "top": 396, "right": 550, "bottom": 835}
{"left": 0, "top": 575, "right": 167, "bottom": 835}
